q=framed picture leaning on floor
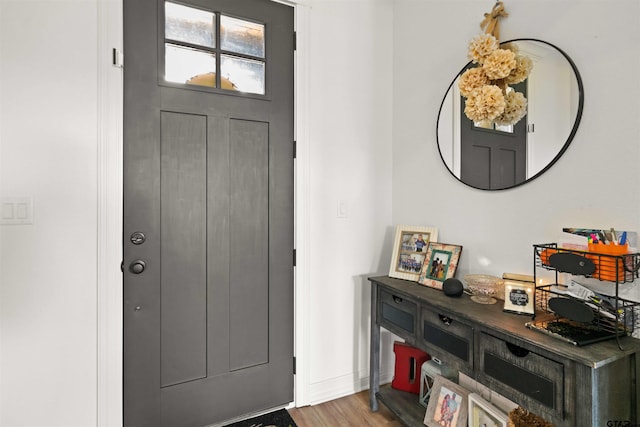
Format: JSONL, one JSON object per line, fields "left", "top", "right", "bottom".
{"left": 467, "top": 393, "right": 508, "bottom": 427}
{"left": 424, "top": 375, "right": 469, "bottom": 427}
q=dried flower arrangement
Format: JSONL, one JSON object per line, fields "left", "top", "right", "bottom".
{"left": 507, "top": 406, "right": 556, "bottom": 427}
{"left": 459, "top": 2, "right": 532, "bottom": 126}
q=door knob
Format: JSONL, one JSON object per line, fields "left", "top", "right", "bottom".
{"left": 129, "top": 260, "right": 146, "bottom": 274}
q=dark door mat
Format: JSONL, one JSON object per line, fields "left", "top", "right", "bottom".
{"left": 222, "top": 408, "right": 297, "bottom": 427}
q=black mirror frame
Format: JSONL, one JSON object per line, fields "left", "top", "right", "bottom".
{"left": 436, "top": 38, "right": 584, "bottom": 191}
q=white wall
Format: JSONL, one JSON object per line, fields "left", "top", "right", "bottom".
{"left": 303, "top": 0, "right": 395, "bottom": 404}
{"left": 0, "top": 1, "right": 99, "bottom": 426}
{"left": 392, "top": 0, "right": 640, "bottom": 278}
{"left": 526, "top": 44, "right": 574, "bottom": 177}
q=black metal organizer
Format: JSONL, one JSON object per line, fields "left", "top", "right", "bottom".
{"left": 530, "top": 243, "right": 640, "bottom": 349}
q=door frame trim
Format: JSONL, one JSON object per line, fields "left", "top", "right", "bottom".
{"left": 97, "top": 1, "right": 310, "bottom": 425}
{"left": 97, "top": 0, "right": 124, "bottom": 425}
{"left": 292, "top": 1, "right": 311, "bottom": 408}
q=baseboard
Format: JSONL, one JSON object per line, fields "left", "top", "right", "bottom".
{"left": 306, "top": 367, "right": 394, "bottom": 406}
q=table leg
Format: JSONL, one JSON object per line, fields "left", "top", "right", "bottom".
{"left": 370, "top": 280, "right": 380, "bottom": 412}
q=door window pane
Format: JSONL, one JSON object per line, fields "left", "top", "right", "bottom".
{"left": 165, "top": 2, "right": 215, "bottom": 48}
{"left": 165, "top": 43, "right": 216, "bottom": 87}
{"left": 221, "top": 15, "right": 265, "bottom": 58}
{"left": 221, "top": 54, "right": 265, "bottom": 95}
{"left": 163, "top": 4, "right": 267, "bottom": 95}
{"left": 473, "top": 120, "right": 514, "bottom": 134}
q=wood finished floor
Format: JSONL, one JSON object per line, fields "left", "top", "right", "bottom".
{"left": 288, "top": 390, "right": 403, "bottom": 427}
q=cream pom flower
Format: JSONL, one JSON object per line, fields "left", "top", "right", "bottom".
{"left": 501, "top": 42, "right": 519, "bottom": 54}
{"left": 464, "top": 85, "right": 506, "bottom": 122}
{"left": 505, "top": 55, "right": 534, "bottom": 85}
{"left": 458, "top": 67, "right": 490, "bottom": 97}
{"left": 494, "top": 90, "right": 528, "bottom": 126}
{"left": 482, "top": 48, "right": 516, "bottom": 80}
{"left": 467, "top": 34, "right": 499, "bottom": 64}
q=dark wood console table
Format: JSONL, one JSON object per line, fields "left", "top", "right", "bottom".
{"left": 369, "top": 275, "right": 640, "bottom": 427}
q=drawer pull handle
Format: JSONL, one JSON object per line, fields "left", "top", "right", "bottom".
{"left": 392, "top": 295, "right": 403, "bottom": 304}
{"left": 438, "top": 314, "right": 453, "bottom": 326}
{"left": 506, "top": 342, "right": 530, "bottom": 357}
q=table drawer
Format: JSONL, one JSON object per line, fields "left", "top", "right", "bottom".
{"left": 378, "top": 288, "right": 418, "bottom": 340}
{"left": 478, "top": 332, "right": 564, "bottom": 420}
{"left": 419, "top": 308, "right": 474, "bottom": 374}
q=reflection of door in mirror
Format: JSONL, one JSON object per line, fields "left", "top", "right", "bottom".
{"left": 437, "top": 39, "right": 583, "bottom": 191}
{"left": 460, "top": 80, "right": 527, "bottom": 190}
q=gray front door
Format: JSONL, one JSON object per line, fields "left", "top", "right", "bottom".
{"left": 123, "top": 1, "right": 294, "bottom": 426}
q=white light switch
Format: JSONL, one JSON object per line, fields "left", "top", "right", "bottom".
{"left": 337, "top": 200, "right": 349, "bottom": 219}
{"left": 0, "top": 197, "right": 33, "bottom": 225}
{"left": 2, "top": 202, "right": 14, "bottom": 220}
{"left": 15, "top": 202, "right": 29, "bottom": 219}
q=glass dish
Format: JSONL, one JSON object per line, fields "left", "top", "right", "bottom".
{"left": 464, "top": 274, "right": 504, "bottom": 304}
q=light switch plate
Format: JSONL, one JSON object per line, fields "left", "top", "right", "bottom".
{"left": 0, "top": 197, "right": 33, "bottom": 225}
{"left": 337, "top": 200, "right": 349, "bottom": 219}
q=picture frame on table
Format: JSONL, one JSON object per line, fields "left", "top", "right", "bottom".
{"left": 418, "top": 242, "right": 463, "bottom": 290}
{"left": 388, "top": 225, "right": 438, "bottom": 281}
{"left": 502, "top": 279, "right": 535, "bottom": 315}
{"left": 467, "top": 393, "right": 508, "bottom": 427}
{"left": 424, "top": 375, "right": 468, "bottom": 427}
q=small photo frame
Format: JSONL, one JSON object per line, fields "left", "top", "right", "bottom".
{"left": 389, "top": 225, "right": 438, "bottom": 281}
{"left": 502, "top": 280, "right": 535, "bottom": 315}
{"left": 424, "top": 375, "right": 469, "bottom": 427}
{"left": 418, "top": 243, "right": 463, "bottom": 290}
{"left": 467, "top": 393, "right": 508, "bottom": 427}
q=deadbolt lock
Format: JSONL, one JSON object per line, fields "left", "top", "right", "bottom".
{"left": 130, "top": 231, "right": 146, "bottom": 245}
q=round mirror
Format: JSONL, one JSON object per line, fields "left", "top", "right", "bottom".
{"left": 437, "top": 39, "right": 584, "bottom": 190}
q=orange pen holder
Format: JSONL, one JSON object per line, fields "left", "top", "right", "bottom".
{"left": 587, "top": 243, "right": 630, "bottom": 281}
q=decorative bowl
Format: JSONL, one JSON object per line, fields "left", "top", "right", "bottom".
{"left": 463, "top": 274, "right": 504, "bottom": 304}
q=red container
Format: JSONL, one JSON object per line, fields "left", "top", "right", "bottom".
{"left": 391, "top": 341, "right": 430, "bottom": 394}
